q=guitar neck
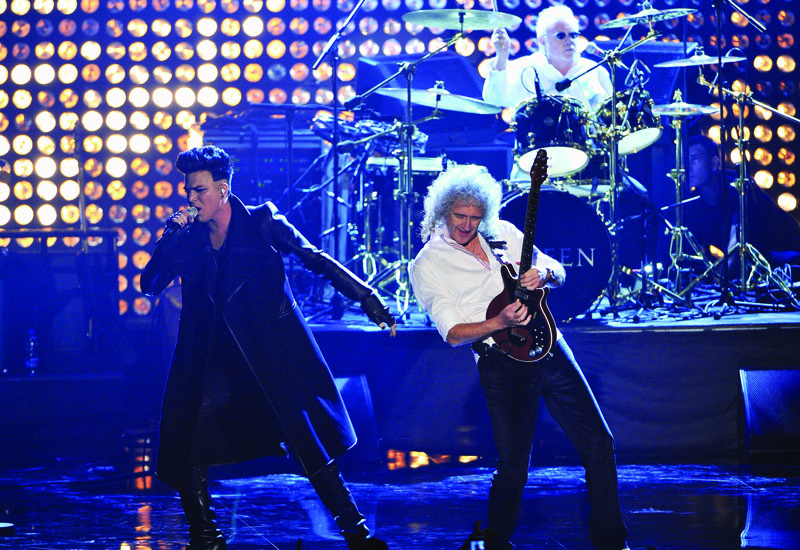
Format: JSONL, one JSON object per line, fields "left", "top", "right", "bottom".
{"left": 518, "top": 186, "right": 540, "bottom": 276}
{"left": 518, "top": 149, "right": 547, "bottom": 280}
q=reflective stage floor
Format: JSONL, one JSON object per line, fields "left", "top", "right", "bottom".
{"left": 2, "top": 307, "right": 799, "bottom": 550}
{"left": 2, "top": 456, "right": 799, "bottom": 550}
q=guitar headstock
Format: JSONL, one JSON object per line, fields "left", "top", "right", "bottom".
{"left": 530, "top": 149, "right": 548, "bottom": 191}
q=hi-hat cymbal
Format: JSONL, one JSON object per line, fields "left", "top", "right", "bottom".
{"left": 654, "top": 54, "right": 747, "bottom": 68}
{"left": 599, "top": 8, "right": 696, "bottom": 29}
{"left": 402, "top": 9, "right": 522, "bottom": 31}
{"left": 652, "top": 101, "right": 717, "bottom": 117}
{"left": 375, "top": 88, "right": 502, "bottom": 115}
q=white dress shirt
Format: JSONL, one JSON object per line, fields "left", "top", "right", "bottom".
{"left": 482, "top": 51, "right": 612, "bottom": 112}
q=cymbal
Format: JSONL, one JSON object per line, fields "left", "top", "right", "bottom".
{"left": 599, "top": 8, "right": 696, "bottom": 29}
{"left": 652, "top": 102, "right": 717, "bottom": 117}
{"left": 375, "top": 88, "right": 502, "bottom": 115}
{"left": 402, "top": 9, "right": 522, "bottom": 31}
{"left": 654, "top": 54, "right": 747, "bottom": 68}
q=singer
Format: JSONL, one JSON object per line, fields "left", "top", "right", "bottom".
{"left": 141, "top": 145, "right": 395, "bottom": 550}
{"left": 482, "top": 4, "right": 611, "bottom": 112}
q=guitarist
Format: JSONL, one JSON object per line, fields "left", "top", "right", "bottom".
{"left": 410, "top": 164, "right": 629, "bottom": 550}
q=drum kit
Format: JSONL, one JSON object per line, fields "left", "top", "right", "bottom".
{"left": 306, "top": 0, "right": 799, "bottom": 318}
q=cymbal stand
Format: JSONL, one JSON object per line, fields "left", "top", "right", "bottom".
{"left": 557, "top": 24, "right": 659, "bottom": 313}
{"left": 695, "top": 74, "right": 800, "bottom": 308}
{"left": 344, "top": 31, "right": 464, "bottom": 316}
{"left": 659, "top": 89, "right": 717, "bottom": 297}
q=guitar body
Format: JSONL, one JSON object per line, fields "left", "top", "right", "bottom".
{"left": 485, "top": 149, "right": 557, "bottom": 363}
{"left": 486, "top": 264, "right": 557, "bottom": 362}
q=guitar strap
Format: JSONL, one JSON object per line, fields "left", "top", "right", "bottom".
{"left": 472, "top": 238, "right": 514, "bottom": 360}
{"left": 486, "top": 239, "right": 511, "bottom": 270}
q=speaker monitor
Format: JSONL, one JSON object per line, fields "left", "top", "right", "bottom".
{"left": 1, "top": 249, "right": 118, "bottom": 372}
{"left": 740, "top": 368, "right": 800, "bottom": 456}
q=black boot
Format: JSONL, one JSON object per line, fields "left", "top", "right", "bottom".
{"left": 178, "top": 464, "right": 227, "bottom": 550}
{"left": 309, "top": 462, "right": 388, "bottom": 549}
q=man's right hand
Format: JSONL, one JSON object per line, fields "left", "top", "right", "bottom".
{"left": 497, "top": 299, "right": 530, "bottom": 328}
{"left": 166, "top": 207, "right": 196, "bottom": 230}
{"left": 491, "top": 28, "right": 511, "bottom": 71}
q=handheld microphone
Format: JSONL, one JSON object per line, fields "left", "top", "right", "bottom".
{"left": 159, "top": 206, "right": 198, "bottom": 242}
{"left": 584, "top": 42, "right": 630, "bottom": 71}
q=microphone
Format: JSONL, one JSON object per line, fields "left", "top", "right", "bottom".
{"left": 159, "top": 206, "right": 198, "bottom": 242}
{"left": 555, "top": 79, "right": 571, "bottom": 92}
{"left": 584, "top": 42, "right": 630, "bottom": 71}
{"left": 533, "top": 68, "right": 543, "bottom": 103}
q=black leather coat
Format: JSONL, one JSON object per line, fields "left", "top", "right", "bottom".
{"left": 141, "top": 195, "right": 391, "bottom": 489}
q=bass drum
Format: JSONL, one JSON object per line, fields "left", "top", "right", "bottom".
{"left": 501, "top": 189, "right": 612, "bottom": 322}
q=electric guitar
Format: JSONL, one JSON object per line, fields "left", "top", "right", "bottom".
{"left": 485, "top": 149, "right": 557, "bottom": 362}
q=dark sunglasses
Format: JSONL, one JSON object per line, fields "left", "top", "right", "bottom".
{"left": 552, "top": 31, "right": 580, "bottom": 40}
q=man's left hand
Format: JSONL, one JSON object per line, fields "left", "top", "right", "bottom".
{"left": 519, "top": 267, "right": 548, "bottom": 290}
{"left": 361, "top": 293, "right": 397, "bottom": 337}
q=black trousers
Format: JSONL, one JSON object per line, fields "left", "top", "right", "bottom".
{"left": 477, "top": 338, "right": 628, "bottom": 550}
{"left": 187, "top": 357, "right": 366, "bottom": 536}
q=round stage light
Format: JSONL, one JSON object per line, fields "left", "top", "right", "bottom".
{"left": 37, "top": 204, "right": 58, "bottom": 226}
{"left": 34, "top": 64, "right": 56, "bottom": 84}
{"left": 14, "top": 204, "right": 34, "bottom": 225}
{"left": 0, "top": 206, "right": 10, "bottom": 227}
{"left": 106, "top": 157, "right": 128, "bottom": 178}
{"left": 13, "top": 135, "right": 34, "bottom": 155}
{"left": 61, "top": 204, "right": 80, "bottom": 224}
{"left": 60, "top": 157, "right": 80, "bottom": 177}
{"left": 175, "top": 86, "right": 197, "bottom": 108}
{"left": 37, "top": 180, "right": 59, "bottom": 201}
{"left": 777, "top": 192, "right": 798, "bottom": 212}
{"left": 60, "top": 179, "right": 80, "bottom": 200}
{"left": 35, "top": 156, "right": 57, "bottom": 178}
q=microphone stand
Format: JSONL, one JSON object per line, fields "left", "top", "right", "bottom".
{"left": 343, "top": 31, "right": 464, "bottom": 316}
{"left": 696, "top": 74, "right": 800, "bottom": 310}
{"left": 311, "top": 0, "right": 368, "bottom": 316}
{"left": 312, "top": 0, "right": 369, "bottom": 263}
{"left": 712, "top": 0, "right": 734, "bottom": 309}
{"left": 557, "top": 26, "right": 658, "bottom": 315}
{"left": 709, "top": 0, "right": 774, "bottom": 311}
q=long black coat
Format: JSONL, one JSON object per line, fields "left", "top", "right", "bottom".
{"left": 142, "top": 196, "right": 377, "bottom": 489}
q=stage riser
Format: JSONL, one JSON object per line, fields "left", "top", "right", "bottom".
{"left": 313, "top": 323, "right": 800, "bottom": 462}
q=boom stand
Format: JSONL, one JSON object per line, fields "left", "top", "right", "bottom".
{"left": 693, "top": 76, "right": 800, "bottom": 309}
{"left": 345, "top": 31, "right": 464, "bottom": 316}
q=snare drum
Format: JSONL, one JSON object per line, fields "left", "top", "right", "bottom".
{"left": 511, "top": 95, "right": 593, "bottom": 178}
{"left": 595, "top": 87, "right": 662, "bottom": 156}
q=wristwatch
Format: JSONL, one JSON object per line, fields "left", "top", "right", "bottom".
{"left": 545, "top": 267, "right": 555, "bottom": 284}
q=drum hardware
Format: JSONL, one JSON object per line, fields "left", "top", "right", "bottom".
{"left": 564, "top": 2, "right": 696, "bottom": 314}
{"left": 595, "top": 84, "right": 662, "bottom": 156}
{"left": 652, "top": 89, "right": 720, "bottom": 298}
{"left": 401, "top": 8, "right": 522, "bottom": 32}
{"left": 569, "top": 25, "right": 660, "bottom": 313}
{"left": 652, "top": 102, "right": 717, "bottom": 117}
{"left": 690, "top": 73, "right": 800, "bottom": 308}
{"left": 310, "top": 0, "right": 373, "bottom": 317}
{"left": 344, "top": 28, "right": 484, "bottom": 315}
{"left": 597, "top": 1, "right": 696, "bottom": 31}
{"left": 652, "top": 52, "right": 748, "bottom": 69}
{"left": 375, "top": 86, "right": 502, "bottom": 116}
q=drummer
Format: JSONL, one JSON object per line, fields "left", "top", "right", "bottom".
{"left": 483, "top": 4, "right": 611, "bottom": 112}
